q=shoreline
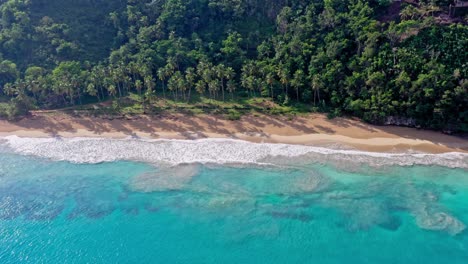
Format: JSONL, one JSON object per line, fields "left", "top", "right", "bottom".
{"left": 1, "top": 112, "right": 467, "bottom": 154}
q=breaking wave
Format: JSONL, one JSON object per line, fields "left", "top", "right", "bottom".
{"left": 0, "top": 136, "right": 467, "bottom": 168}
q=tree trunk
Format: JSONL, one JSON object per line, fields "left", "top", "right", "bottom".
{"left": 99, "top": 85, "right": 104, "bottom": 101}
{"left": 117, "top": 82, "right": 122, "bottom": 98}
{"left": 68, "top": 87, "right": 74, "bottom": 105}
{"left": 270, "top": 84, "right": 274, "bottom": 100}
{"left": 187, "top": 87, "right": 191, "bottom": 103}
{"left": 221, "top": 79, "right": 225, "bottom": 101}
{"left": 77, "top": 86, "right": 82, "bottom": 105}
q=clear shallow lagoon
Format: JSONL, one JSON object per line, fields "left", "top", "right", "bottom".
{"left": 0, "top": 138, "right": 468, "bottom": 263}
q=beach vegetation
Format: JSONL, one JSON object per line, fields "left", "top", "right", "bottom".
{"left": 0, "top": 0, "right": 466, "bottom": 132}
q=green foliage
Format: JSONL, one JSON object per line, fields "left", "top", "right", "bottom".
{"left": 0, "top": 0, "right": 466, "bottom": 132}
{"left": 226, "top": 109, "right": 241, "bottom": 120}
{"left": 0, "top": 102, "right": 16, "bottom": 120}
{"left": 0, "top": 59, "right": 18, "bottom": 92}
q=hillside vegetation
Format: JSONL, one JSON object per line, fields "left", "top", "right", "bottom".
{"left": 0, "top": 0, "right": 467, "bottom": 132}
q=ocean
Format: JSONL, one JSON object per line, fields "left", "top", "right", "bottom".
{"left": 0, "top": 136, "right": 467, "bottom": 263}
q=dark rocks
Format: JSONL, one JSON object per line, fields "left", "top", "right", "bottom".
{"left": 378, "top": 216, "right": 402, "bottom": 231}
{"left": 384, "top": 116, "right": 417, "bottom": 127}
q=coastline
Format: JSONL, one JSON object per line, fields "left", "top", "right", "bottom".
{"left": 1, "top": 111, "right": 467, "bottom": 154}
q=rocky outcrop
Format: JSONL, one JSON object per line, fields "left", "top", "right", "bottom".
{"left": 384, "top": 116, "right": 418, "bottom": 127}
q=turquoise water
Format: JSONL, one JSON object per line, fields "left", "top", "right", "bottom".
{"left": 1, "top": 150, "right": 468, "bottom": 263}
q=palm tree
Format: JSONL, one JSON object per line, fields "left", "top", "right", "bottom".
{"left": 93, "top": 65, "right": 107, "bottom": 100}
{"left": 135, "top": 79, "right": 143, "bottom": 100}
{"left": 240, "top": 71, "right": 250, "bottom": 97}
{"left": 185, "top": 67, "right": 196, "bottom": 102}
{"left": 144, "top": 76, "right": 155, "bottom": 106}
{"left": 241, "top": 62, "right": 257, "bottom": 97}
{"left": 168, "top": 74, "right": 177, "bottom": 100}
{"left": 266, "top": 72, "right": 275, "bottom": 100}
{"left": 198, "top": 62, "right": 213, "bottom": 84}
{"left": 127, "top": 61, "right": 139, "bottom": 85}
{"left": 166, "top": 57, "right": 177, "bottom": 72}
{"left": 195, "top": 80, "right": 205, "bottom": 96}
{"left": 216, "top": 64, "right": 227, "bottom": 101}
{"left": 86, "top": 83, "right": 98, "bottom": 100}
{"left": 227, "top": 80, "right": 236, "bottom": 99}
{"left": 157, "top": 68, "right": 167, "bottom": 99}
{"left": 174, "top": 71, "right": 186, "bottom": 100}
{"left": 311, "top": 75, "right": 323, "bottom": 106}
{"left": 291, "top": 70, "right": 305, "bottom": 101}
{"left": 277, "top": 66, "right": 290, "bottom": 96}
{"left": 110, "top": 67, "right": 123, "bottom": 98}
{"left": 24, "top": 66, "right": 45, "bottom": 101}
{"left": 225, "top": 67, "right": 235, "bottom": 99}
{"left": 108, "top": 84, "right": 117, "bottom": 99}
{"left": 208, "top": 80, "right": 219, "bottom": 100}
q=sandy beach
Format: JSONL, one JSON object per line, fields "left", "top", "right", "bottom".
{"left": 1, "top": 111, "right": 467, "bottom": 154}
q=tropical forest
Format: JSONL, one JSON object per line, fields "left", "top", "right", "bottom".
{"left": 0, "top": 0, "right": 467, "bottom": 132}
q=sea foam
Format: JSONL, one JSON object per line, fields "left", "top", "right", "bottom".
{"left": 1, "top": 136, "right": 467, "bottom": 168}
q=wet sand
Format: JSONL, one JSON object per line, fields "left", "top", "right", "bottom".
{"left": 1, "top": 111, "right": 467, "bottom": 153}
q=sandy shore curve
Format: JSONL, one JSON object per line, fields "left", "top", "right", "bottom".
{"left": 1, "top": 112, "right": 467, "bottom": 154}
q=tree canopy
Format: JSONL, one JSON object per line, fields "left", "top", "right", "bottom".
{"left": 0, "top": 0, "right": 467, "bottom": 132}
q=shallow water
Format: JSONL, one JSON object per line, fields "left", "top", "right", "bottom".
{"left": 0, "top": 138, "right": 468, "bottom": 263}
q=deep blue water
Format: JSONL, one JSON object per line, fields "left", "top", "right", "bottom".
{"left": 0, "top": 151, "right": 467, "bottom": 263}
